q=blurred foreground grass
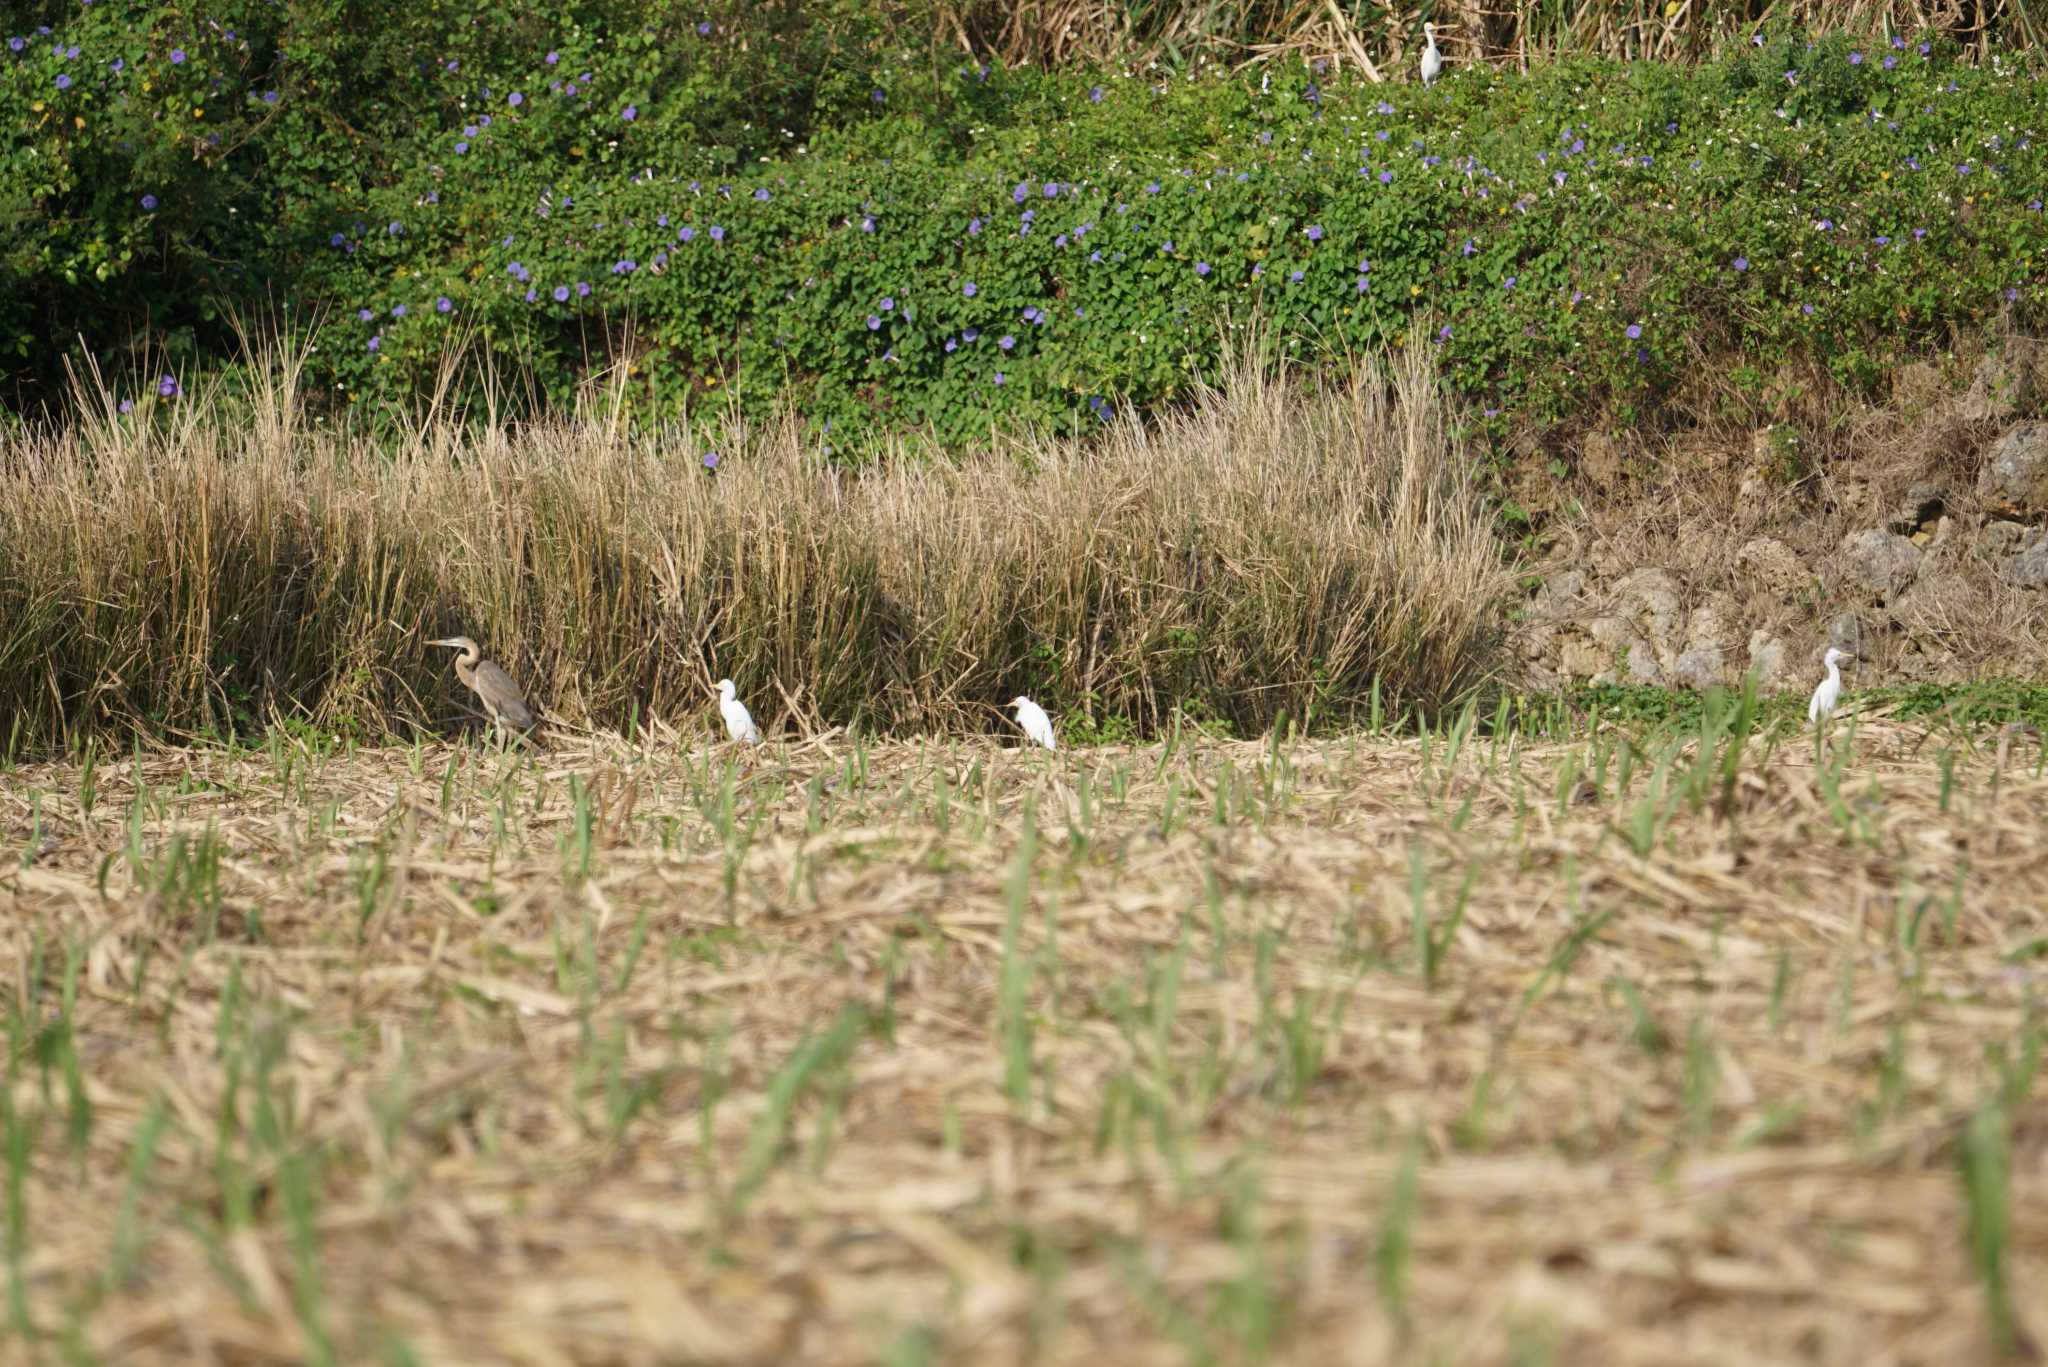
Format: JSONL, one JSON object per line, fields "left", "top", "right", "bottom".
{"left": 0, "top": 701, "right": 2043, "bottom": 1364}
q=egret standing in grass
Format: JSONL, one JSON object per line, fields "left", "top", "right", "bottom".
{"left": 1420, "top": 21, "right": 1444, "bottom": 86}
{"left": 1009, "top": 696, "right": 1057, "bottom": 751}
{"left": 717, "top": 678, "right": 761, "bottom": 744}
{"left": 1808, "top": 647, "right": 1853, "bottom": 725}
{"left": 430, "top": 636, "right": 536, "bottom": 744}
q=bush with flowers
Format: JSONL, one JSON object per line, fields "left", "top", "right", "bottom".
{"left": 4, "top": 4, "right": 2044, "bottom": 445}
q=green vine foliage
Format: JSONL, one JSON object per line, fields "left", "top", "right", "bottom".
{"left": 4, "top": 5, "right": 2045, "bottom": 444}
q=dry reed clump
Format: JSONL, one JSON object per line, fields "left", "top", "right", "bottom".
{"left": 944, "top": 0, "right": 2033, "bottom": 75}
{"left": 0, "top": 346, "right": 1507, "bottom": 753}
{"left": 0, "top": 718, "right": 2043, "bottom": 1363}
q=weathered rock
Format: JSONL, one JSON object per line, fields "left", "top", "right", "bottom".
{"left": 1982, "top": 520, "right": 2028, "bottom": 555}
{"left": 1976, "top": 422, "right": 2048, "bottom": 514}
{"left": 1586, "top": 568, "right": 1683, "bottom": 685}
{"left": 1959, "top": 340, "right": 2044, "bottom": 424}
{"left": 1837, "top": 529, "right": 1923, "bottom": 599}
{"left": 1828, "top": 612, "right": 1866, "bottom": 657}
{"left": 1556, "top": 639, "right": 1607, "bottom": 680}
{"left": 1672, "top": 646, "right": 1724, "bottom": 690}
{"left": 1736, "top": 536, "right": 1807, "bottom": 597}
{"left": 2004, "top": 530, "right": 2048, "bottom": 587}
{"left": 1886, "top": 483, "right": 1947, "bottom": 536}
{"left": 1745, "top": 631, "right": 1792, "bottom": 690}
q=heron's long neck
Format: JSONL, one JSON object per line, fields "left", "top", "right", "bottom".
{"left": 461, "top": 645, "right": 481, "bottom": 670}
{"left": 1827, "top": 658, "right": 1841, "bottom": 685}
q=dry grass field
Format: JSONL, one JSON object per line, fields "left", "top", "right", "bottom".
{"left": 1, "top": 704, "right": 2043, "bottom": 1365}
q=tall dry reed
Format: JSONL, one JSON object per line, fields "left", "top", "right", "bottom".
{"left": 0, "top": 344, "right": 1508, "bottom": 751}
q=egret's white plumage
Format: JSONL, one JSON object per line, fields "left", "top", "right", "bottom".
{"left": 1009, "top": 696, "right": 1057, "bottom": 751}
{"left": 1807, "top": 647, "right": 1852, "bottom": 725}
{"left": 1420, "top": 22, "right": 1443, "bottom": 86}
{"left": 717, "top": 678, "right": 761, "bottom": 743}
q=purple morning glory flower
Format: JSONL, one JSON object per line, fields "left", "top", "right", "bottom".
{"left": 1379, "top": 170, "right": 1393, "bottom": 184}
{"left": 1289, "top": 270, "right": 1304, "bottom": 282}
{"left": 999, "top": 335, "right": 1015, "bottom": 350}
{"left": 679, "top": 226, "right": 695, "bottom": 241}
{"left": 860, "top": 216, "right": 875, "bottom": 232}
{"left": 879, "top": 297, "right": 895, "bottom": 311}
{"left": 1461, "top": 239, "right": 1477, "bottom": 257}
{"left": 553, "top": 285, "right": 570, "bottom": 301}
{"left": 388, "top": 222, "right": 403, "bottom": 235}
{"left": 1306, "top": 225, "right": 1323, "bottom": 241}
{"left": 54, "top": 73, "right": 71, "bottom": 88}
{"left": 709, "top": 226, "right": 724, "bottom": 241}
{"left": 436, "top": 297, "right": 453, "bottom": 313}
{"left": 1145, "top": 182, "right": 1160, "bottom": 194}
{"left": 698, "top": 22, "right": 712, "bottom": 35}
{"left": 1196, "top": 262, "right": 1211, "bottom": 276}
{"left": 576, "top": 282, "right": 591, "bottom": 297}
{"left": 753, "top": 188, "right": 770, "bottom": 200}
{"left": 1089, "top": 86, "right": 1104, "bottom": 102}
{"left": 391, "top": 304, "right": 408, "bottom": 318}
{"left": 367, "top": 336, "right": 381, "bottom": 352}
{"left": 963, "top": 281, "right": 978, "bottom": 297}
{"left": 118, "top": 399, "right": 133, "bottom": 414}
{"left": 170, "top": 48, "right": 185, "bottom": 64}
{"left": 1625, "top": 323, "right": 1642, "bottom": 339}
{"left": 945, "top": 337, "right": 957, "bottom": 352}
{"left": 455, "top": 141, "right": 469, "bottom": 154}
{"left": 142, "top": 194, "right": 160, "bottom": 211}
{"left": 703, "top": 451, "right": 719, "bottom": 470}
{"left": 357, "top": 308, "right": 374, "bottom": 322}
{"left": 866, "top": 315, "right": 881, "bottom": 330}
{"left": 509, "top": 91, "right": 523, "bottom": 106}
{"left": 1438, "top": 325, "right": 1453, "bottom": 341}
{"left": 1733, "top": 256, "right": 1748, "bottom": 271}
{"left": 1849, "top": 51, "right": 1863, "bottom": 64}
{"left": 1503, "top": 276, "right": 1516, "bottom": 290}
{"left": 963, "top": 328, "right": 979, "bottom": 342}
{"left": 158, "top": 375, "right": 179, "bottom": 397}
{"left": 6, "top": 38, "right": 21, "bottom": 52}
{"left": 622, "top": 105, "right": 637, "bottom": 121}
{"left": 546, "top": 50, "right": 560, "bottom": 64}
{"left": 993, "top": 372, "right": 1005, "bottom": 385}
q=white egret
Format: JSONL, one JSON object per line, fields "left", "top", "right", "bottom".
{"left": 716, "top": 678, "right": 761, "bottom": 744}
{"left": 1420, "top": 22, "right": 1444, "bottom": 87}
{"left": 1807, "top": 647, "right": 1853, "bottom": 725}
{"left": 1009, "top": 696, "right": 1057, "bottom": 751}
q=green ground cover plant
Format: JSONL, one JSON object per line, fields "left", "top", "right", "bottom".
{"left": 5, "top": 4, "right": 2045, "bottom": 442}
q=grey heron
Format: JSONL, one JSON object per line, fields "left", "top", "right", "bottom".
{"left": 430, "top": 636, "right": 536, "bottom": 742}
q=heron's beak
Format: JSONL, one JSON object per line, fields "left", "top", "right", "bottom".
{"left": 428, "top": 638, "right": 463, "bottom": 649}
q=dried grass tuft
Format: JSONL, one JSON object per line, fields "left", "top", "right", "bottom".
{"left": 0, "top": 344, "right": 1507, "bottom": 753}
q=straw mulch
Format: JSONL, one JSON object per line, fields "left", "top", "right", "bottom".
{"left": 1, "top": 720, "right": 2042, "bottom": 1364}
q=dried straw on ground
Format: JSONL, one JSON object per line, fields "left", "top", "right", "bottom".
{"left": 0, "top": 720, "right": 2043, "bottom": 1364}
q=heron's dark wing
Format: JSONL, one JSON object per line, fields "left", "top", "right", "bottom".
{"left": 472, "top": 660, "right": 536, "bottom": 729}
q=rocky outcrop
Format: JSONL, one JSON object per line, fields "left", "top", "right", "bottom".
{"left": 1837, "top": 529, "right": 1922, "bottom": 600}
{"left": 1976, "top": 422, "right": 2048, "bottom": 515}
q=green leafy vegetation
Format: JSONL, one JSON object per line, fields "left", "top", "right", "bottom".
{"left": 5, "top": 6, "right": 2045, "bottom": 444}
